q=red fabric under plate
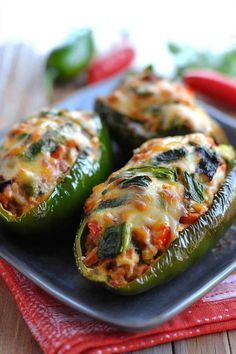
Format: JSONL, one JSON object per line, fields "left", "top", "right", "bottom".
{"left": 1, "top": 259, "right": 236, "bottom": 354}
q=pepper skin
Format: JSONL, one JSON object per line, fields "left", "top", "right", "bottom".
{"left": 0, "top": 112, "right": 112, "bottom": 236}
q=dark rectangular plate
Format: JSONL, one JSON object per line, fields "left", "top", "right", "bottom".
{"left": 0, "top": 74, "right": 236, "bottom": 331}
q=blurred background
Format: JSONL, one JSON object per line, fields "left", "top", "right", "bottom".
{"left": 1, "top": 0, "right": 236, "bottom": 127}
{"left": 1, "top": 0, "right": 236, "bottom": 71}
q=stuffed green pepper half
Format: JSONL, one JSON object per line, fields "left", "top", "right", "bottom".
{"left": 75, "top": 133, "right": 236, "bottom": 295}
{"left": 0, "top": 109, "right": 112, "bottom": 235}
{"left": 95, "top": 67, "right": 228, "bottom": 150}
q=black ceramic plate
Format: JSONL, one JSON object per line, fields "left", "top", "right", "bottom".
{"left": 0, "top": 74, "right": 236, "bottom": 331}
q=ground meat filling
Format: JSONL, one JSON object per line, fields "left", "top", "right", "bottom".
{"left": 82, "top": 134, "right": 232, "bottom": 286}
{"left": 0, "top": 109, "right": 100, "bottom": 216}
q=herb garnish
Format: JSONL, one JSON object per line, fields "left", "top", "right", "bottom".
{"left": 98, "top": 223, "right": 131, "bottom": 259}
{"left": 127, "top": 166, "right": 177, "bottom": 182}
{"left": 154, "top": 148, "right": 186, "bottom": 163}
{"left": 118, "top": 175, "right": 151, "bottom": 188}
{"left": 23, "top": 130, "right": 63, "bottom": 160}
{"left": 184, "top": 172, "right": 204, "bottom": 203}
{"left": 196, "top": 146, "right": 220, "bottom": 180}
{"left": 96, "top": 198, "right": 126, "bottom": 211}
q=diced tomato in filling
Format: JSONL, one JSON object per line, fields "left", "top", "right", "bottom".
{"left": 151, "top": 224, "right": 171, "bottom": 252}
{"left": 51, "top": 144, "right": 65, "bottom": 159}
{"left": 84, "top": 247, "right": 98, "bottom": 267}
{"left": 180, "top": 212, "right": 200, "bottom": 225}
{"left": 87, "top": 220, "right": 102, "bottom": 246}
{"left": 110, "top": 267, "right": 127, "bottom": 286}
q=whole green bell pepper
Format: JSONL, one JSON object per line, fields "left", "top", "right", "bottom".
{"left": 0, "top": 111, "right": 112, "bottom": 236}
{"left": 74, "top": 162, "right": 236, "bottom": 295}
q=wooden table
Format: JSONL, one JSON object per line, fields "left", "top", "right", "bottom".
{"left": 0, "top": 43, "right": 236, "bottom": 354}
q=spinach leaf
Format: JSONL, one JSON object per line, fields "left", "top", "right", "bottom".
{"left": 23, "top": 130, "right": 63, "bottom": 160}
{"left": 154, "top": 148, "right": 186, "bottom": 163}
{"left": 96, "top": 198, "right": 126, "bottom": 211}
{"left": 23, "top": 139, "right": 44, "bottom": 160}
{"left": 127, "top": 166, "right": 177, "bottom": 182}
{"left": 118, "top": 175, "right": 151, "bottom": 189}
{"left": 98, "top": 223, "right": 131, "bottom": 259}
{"left": 184, "top": 172, "right": 204, "bottom": 203}
{"left": 17, "top": 133, "right": 31, "bottom": 141}
{"left": 196, "top": 146, "right": 220, "bottom": 180}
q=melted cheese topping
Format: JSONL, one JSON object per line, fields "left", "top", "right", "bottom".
{"left": 0, "top": 109, "right": 100, "bottom": 216}
{"left": 99, "top": 68, "right": 226, "bottom": 144}
{"left": 82, "top": 133, "right": 232, "bottom": 286}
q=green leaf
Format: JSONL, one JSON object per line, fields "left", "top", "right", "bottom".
{"left": 17, "top": 133, "right": 31, "bottom": 141}
{"left": 154, "top": 148, "right": 186, "bottom": 163}
{"left": 118, "top": 175, "right": 152, "bottom": 188}
{"left": 23, "top": 129, "right": 63, "bottom": 160}
{"left": 96, "top": 198, "right": 126, "bottom": 211}
{"left": 127, "top": 166, "right": 177, "bottom": 182}
{"left": 45, "top": 28, "right": 94, "bottom": 83}
{"left": 184, "top": 172, "right": 204, "bottom": 203}
{"left": 23, "top": 139, "right": 44, "bottom": 160}
{"left": 98, "top": 222, "right": 131, "bottom": 259}
{"left": 196, "top": 146, "right": 220, "bottom": 180}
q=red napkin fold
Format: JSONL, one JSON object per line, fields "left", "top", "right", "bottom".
{"left": 1, "top": 259, "right": 236, "bottom": 354}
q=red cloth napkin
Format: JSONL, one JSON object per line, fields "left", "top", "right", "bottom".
{"left": 1, "top": 259, "right": 236, "bottom": 354}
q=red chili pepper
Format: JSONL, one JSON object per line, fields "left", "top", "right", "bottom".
{"left": 87, "top": 44, "right": 135, "bottom": 84}
{"left": 87, "top": 220, "right": 102, "bottom": 245}
{"left": 183, "top": 69, "right": 236, "bottom": 108}
{"left": 88, "top": 220, "right": 102, "bottom": 235}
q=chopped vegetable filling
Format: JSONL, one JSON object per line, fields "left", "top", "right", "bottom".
{"left": 82, "top": 133, "right": 234, "bottom": 286}
{"left": 0, "top": 109, "right": 100, "bottom": 216}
